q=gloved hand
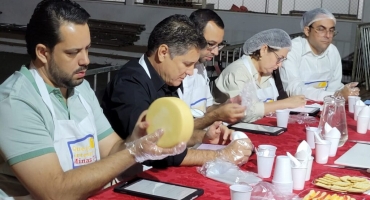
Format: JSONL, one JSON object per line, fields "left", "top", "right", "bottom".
{"left": 126, "top": 129, "right": 187, "bottom": 163}
{"left": 216, "top": 138, "right": 253, "bottom": 165}
{"left": 336, "top": 82, "right": 360, "bottom": 100}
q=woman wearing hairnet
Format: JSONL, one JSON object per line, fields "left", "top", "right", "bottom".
{"left": 212, "top": 29, "right": 306, "bottom": 122}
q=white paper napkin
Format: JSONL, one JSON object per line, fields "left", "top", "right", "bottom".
{"left": 325, "top": 127, "right": 341, "bottom": 139}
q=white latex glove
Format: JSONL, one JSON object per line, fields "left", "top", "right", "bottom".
{"left": 126, "top": 129, "right": 187, "bottom": 163}
{"left": 216, "top": 138, "right": 253, "bottom": 165}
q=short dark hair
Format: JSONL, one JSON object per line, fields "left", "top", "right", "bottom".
{"left": 189, "top": 9, "right": 224, "bottom": 33}
{"left": 25, "top": 0, "right": 90, "bottom": 60}
{"left": 147, "top": 14, "right": 207, "bottom": 58}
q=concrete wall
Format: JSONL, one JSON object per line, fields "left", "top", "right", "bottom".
{"left": 0, "top": 0, "right": 363, "bottom": 58}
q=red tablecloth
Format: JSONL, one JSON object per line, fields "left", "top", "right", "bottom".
{"left": 89, "top": 111, "right": 370, "bottom": 200}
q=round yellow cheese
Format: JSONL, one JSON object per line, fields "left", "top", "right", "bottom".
{"left": 146, "top": 97, "right": 194, "bottom": 148}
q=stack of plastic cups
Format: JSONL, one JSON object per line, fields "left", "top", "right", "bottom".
{"left": 272, "top": 156, "right": 293, "bottom": 194}
{"left": 257, "top": 145, "right": 277, "bottom": 178}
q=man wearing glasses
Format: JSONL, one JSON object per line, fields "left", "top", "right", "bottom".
{"left": 178, "top": 9, "right": 246, "bottom": 130}
{"left": 280, "top": 8, "right": 360, "bottom": 101}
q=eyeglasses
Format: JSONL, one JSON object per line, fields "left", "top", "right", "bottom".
{"left": 207, "top": 42, "right": 225, "bottom": 51}
{"left": 309, "top": 25, "right": 338, "bottom": 37}
{"left": 271, "top": 51, "right": 287, "bottom": 64}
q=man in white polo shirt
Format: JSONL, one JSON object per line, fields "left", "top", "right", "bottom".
{"left": 178, "top": 9, "right": 246, "bottom": 130}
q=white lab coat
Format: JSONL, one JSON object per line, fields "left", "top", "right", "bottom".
{"left": 280, "top": 37, "right": 344, "bottom": 101}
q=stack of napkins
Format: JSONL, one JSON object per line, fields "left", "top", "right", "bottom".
{"left": 293, "top": 141, "right": 312, "bottom": 167}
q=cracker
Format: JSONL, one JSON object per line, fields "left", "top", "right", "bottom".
{"left": 316, "top": 178, "right": 334, "bottom": 185}
{"left": 332, "top": 181, "right": 352, "bottom": 187}
{"left": 315, "top": 182, "right": 332, "bottom": 190}
{"left": 331, "top": 185, "right": 350, "bottom": 191}
{"left": 348, "top": 176, "right": 367, "bottom": 182}
{"left": 340, "top": 176, "right": 350, "bottom": 182}
{"left": 346, "top": 187, "right": 367, "bottom": 193}
{"left": 324, "top": 174, "right": 340, "bottom": 181}
{"left": 352, "top": 182, "right": 370, "bottom": 190}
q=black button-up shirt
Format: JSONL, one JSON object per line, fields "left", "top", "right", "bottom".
{"left": 101, "top": 55, "right": 186, "bottom": 167}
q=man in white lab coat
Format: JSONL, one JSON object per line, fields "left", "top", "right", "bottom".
{"left": 178, "top": 9, "right": 246, "bottom": 130}
{"left": 280, "top": 8, "right": 359, "bottom": 101}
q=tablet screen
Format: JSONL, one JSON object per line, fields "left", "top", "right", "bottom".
{"left": 124, "top": 179, "right": 197, "bottom": 199}
{"left": 231, "top": 123, "right": 283, "bottom": 133}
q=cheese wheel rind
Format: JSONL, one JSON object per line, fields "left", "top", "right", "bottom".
{"left": 146, "top": 97, "right": 194, "bottom": 148}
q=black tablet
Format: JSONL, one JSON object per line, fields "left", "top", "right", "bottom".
{"left": 228, "top": 122, "right": 286, "bottom": 136}
{"left": 288, "top": 106, "right": 320, "bottom": 116}
{"left": 114, "top": 178, "right": 204, "bottom": 200}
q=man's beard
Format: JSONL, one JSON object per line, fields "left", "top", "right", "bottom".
{"left": 48, "top": 57, "right": 87, "bottom": 88}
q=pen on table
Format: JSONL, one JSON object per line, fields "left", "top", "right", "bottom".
{"left": 324, "top": 165, "right": 370, "bottom": 173}
{"left": 347, "top": 140, "right": 370, "bottom": 145}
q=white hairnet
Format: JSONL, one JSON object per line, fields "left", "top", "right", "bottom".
{"left": 300, "top": 8, "right": 336, "bottom": 30}
{"left": 243, "top": 29, "right": 291, "bottom": 55}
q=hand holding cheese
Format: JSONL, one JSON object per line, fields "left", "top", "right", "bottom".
{"left": 216, "top": 138, "right": 253, "bottom": 165}
{"left": 146, "top": 97, "right": 194, "bottom": 148}
{"left": 126, "top": 129, "right": 187, "bottom": 163}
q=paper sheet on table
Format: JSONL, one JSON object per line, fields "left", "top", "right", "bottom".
{"left": 197, "top": 144, "right": 226, "bottom": 150}
{"left": 206, "top": 167, "right": 262, "bottom": 185}
{"left": 288, "top": 106, "right": 320, "bottom": 113}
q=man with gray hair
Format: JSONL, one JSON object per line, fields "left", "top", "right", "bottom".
{"left": 280, "top": 8, "right": 359, "bottom": 101}
{"left": 102, "top": 14, "right": 253, "bottom": 170}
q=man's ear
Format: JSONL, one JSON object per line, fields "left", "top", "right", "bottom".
{"left": 157, "top": 44, "right": 169, "bottom": 62}
{"left": 303, "top": 26, "right": 310, "bottom": 37}
{"left": 35, "top": 44, "right": 49, "bottom": 64}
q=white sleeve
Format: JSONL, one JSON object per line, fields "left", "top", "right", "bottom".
{"left": 205, "top": 80, "right": 214, "bottom": 108}
{"left": 326, "top": 47, "right": 344, "bottom": 92}
{"left": 280, "top": 47, "right": 334, "bottom": 101}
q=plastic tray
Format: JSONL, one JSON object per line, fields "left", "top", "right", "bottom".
{"left": 296, "top": 188, "right": 365, "bottom": 200}
{"left": 312, "top": 172, "right": 370, "bottom": 194}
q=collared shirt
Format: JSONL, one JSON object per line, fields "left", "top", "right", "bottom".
{"left": 212, "top": 56, "right": 273, "bottom": 122}
{"left": 177, "top": 63, "right": 213, "bottom": 113}
{"left": 101, "top": 55, "right": 187, "bottom": 167}
{"left": 0, "top": 66, "right": 113, "bottom": 194}
{"left": 280, "top": 37, "right": 344, "bottom": 101}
